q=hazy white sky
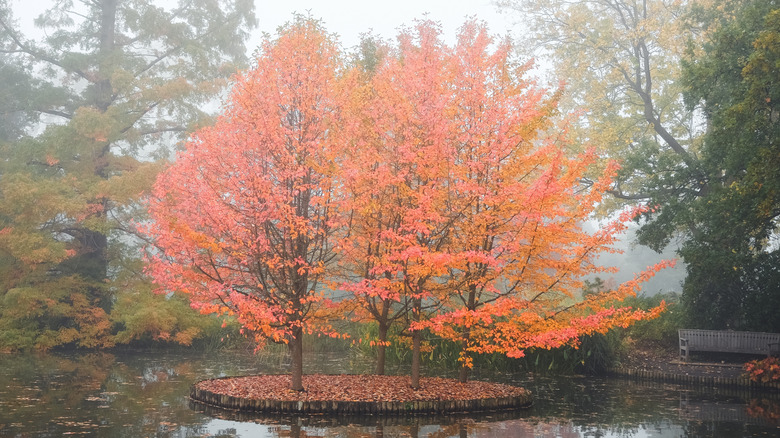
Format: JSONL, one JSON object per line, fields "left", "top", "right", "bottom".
{"left": 12, "top": 0, "right": 519, "bottom": 52}
{"left": 251, "top": 0, "right": 519, "bottom": 50}
{"left": 12, "top": 0, "right": 520, "bottom": 53}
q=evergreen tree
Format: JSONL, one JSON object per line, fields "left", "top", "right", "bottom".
{"left": 0, "top": 0, "right": 256, "bottom": 350}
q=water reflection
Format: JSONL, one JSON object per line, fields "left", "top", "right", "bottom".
{"left": 0, "top": 351, "right": 777, "bottom": 437}
{"left": 196, "top": 418, "right": 683, "bottom": 438}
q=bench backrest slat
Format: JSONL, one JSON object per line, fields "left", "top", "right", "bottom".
{"left": 679, "top": 329, "right": 780, "bottom": 356}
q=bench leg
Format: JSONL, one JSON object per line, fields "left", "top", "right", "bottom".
{"left": 679, "top": 339, "right": 689, "bottom": 362}
{"left": 768, "top": 342, "right": 779, "bottom": 358}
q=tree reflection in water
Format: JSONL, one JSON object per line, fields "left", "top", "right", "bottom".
{"left": 0, "top": 351, "right": 777, "bottom": 437}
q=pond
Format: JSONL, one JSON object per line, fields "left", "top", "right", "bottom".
{"left": 0, "top": 350, "right": 777, "bottom": 437}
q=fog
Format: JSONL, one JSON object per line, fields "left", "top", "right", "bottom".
{"left": 11, "top": 0, "right": 518, "bottom": 50}
{"left": 587, "top": 222, "right": 685, "bottom": 295}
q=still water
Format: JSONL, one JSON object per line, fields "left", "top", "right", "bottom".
{"left": 0, "top": 350, "right": 777, "bottom": 437}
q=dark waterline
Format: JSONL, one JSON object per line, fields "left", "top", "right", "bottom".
{"left": 0, "top": 350, "right": 777, "bottom": 437}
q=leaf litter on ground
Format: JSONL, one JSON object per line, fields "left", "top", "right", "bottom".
{"left": 196, "top": 374, "right": 529, "bottom": 403}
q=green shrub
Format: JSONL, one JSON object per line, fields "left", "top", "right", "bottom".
{"left": 347, "top": 321, "right": 624, "bottom": 376}
{"left": 110, "top": 286, "right": 243, "bottom": 350}
{"left": 622, "top": 292, "right": 686, "bottom": 350}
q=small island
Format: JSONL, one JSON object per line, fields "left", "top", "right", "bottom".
{"left": 190, "top": 374, "right": 532, "bottom": 414}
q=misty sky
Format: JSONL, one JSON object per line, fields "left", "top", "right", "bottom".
{"left": 10, "top": 0, "right": 518, "bottom": 50}
{"left": 251, "top": 0, "right": 517, "bottom": 49}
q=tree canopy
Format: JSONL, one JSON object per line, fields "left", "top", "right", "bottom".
{"left": 497, "top": 0, "right": 703, "bottom": 206}
{"left": 147, "top": 17, "right": 670, "bottom": 390}
{"left": 673, "top": 0, "right": 780, "bottom": 330}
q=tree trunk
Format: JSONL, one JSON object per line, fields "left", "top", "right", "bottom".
{"left": 97, "top": 0, "right": 117, "bottom": 111}
{"left": 458, "top": 286, "right": 477, "bottom": 383}
{"left": 376, "top": 320, "right": 389, "bottom": 375}
{"left": 375, "top": 298, "right": 391, "bottom": 375}
{"left": 289, "top": 326, "right": 305, "bottom": 392}
{"left": 410, "top": 297, "right": 422, "bottom": 390}
{"left": 82, "top": 0, "right": 116, "bottom": 285}
{"left": 410, "top": 330, "right": 421, "bottom": 389}
{"left": 458, "top": 330, "right": 471, "bottom": 384}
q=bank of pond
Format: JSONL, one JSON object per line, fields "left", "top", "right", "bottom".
{"left": 0, "top": 349, "right": 777, "bottom": 437}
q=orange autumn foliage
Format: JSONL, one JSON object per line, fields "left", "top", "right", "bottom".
{"left": 144, "top": 18, "right": 343, "bottom": 391}
{"left": 337, "top": 20, "right": 673, "bottom": 382}
{"left": 145, "top": 18, "right": 673, "bottom": 388}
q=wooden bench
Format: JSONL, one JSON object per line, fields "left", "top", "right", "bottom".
{"left": 678, "top": 329, "right": 780, "bottom": 361}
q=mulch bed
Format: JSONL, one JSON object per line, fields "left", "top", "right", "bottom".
{"left": 191, "top": 374, "right": 533, "bottom": 414}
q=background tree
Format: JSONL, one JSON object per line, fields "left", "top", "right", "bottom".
{"left": 0, "top": 0, "right": 255, "bottom": 350}
{"left": 674, "top": 0, "right": 780, "bottom": 330}
{"left": 0, "top": 56, "right": 43, "bottom": 143}
{"left": 497, "top": 0, "right": 703, "bottom": 205}
{"left": 497, "top": 0, "right": 779, "bottom": 331}
{"left": 145, "top": 18, "right": 342, "bottom": 392}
